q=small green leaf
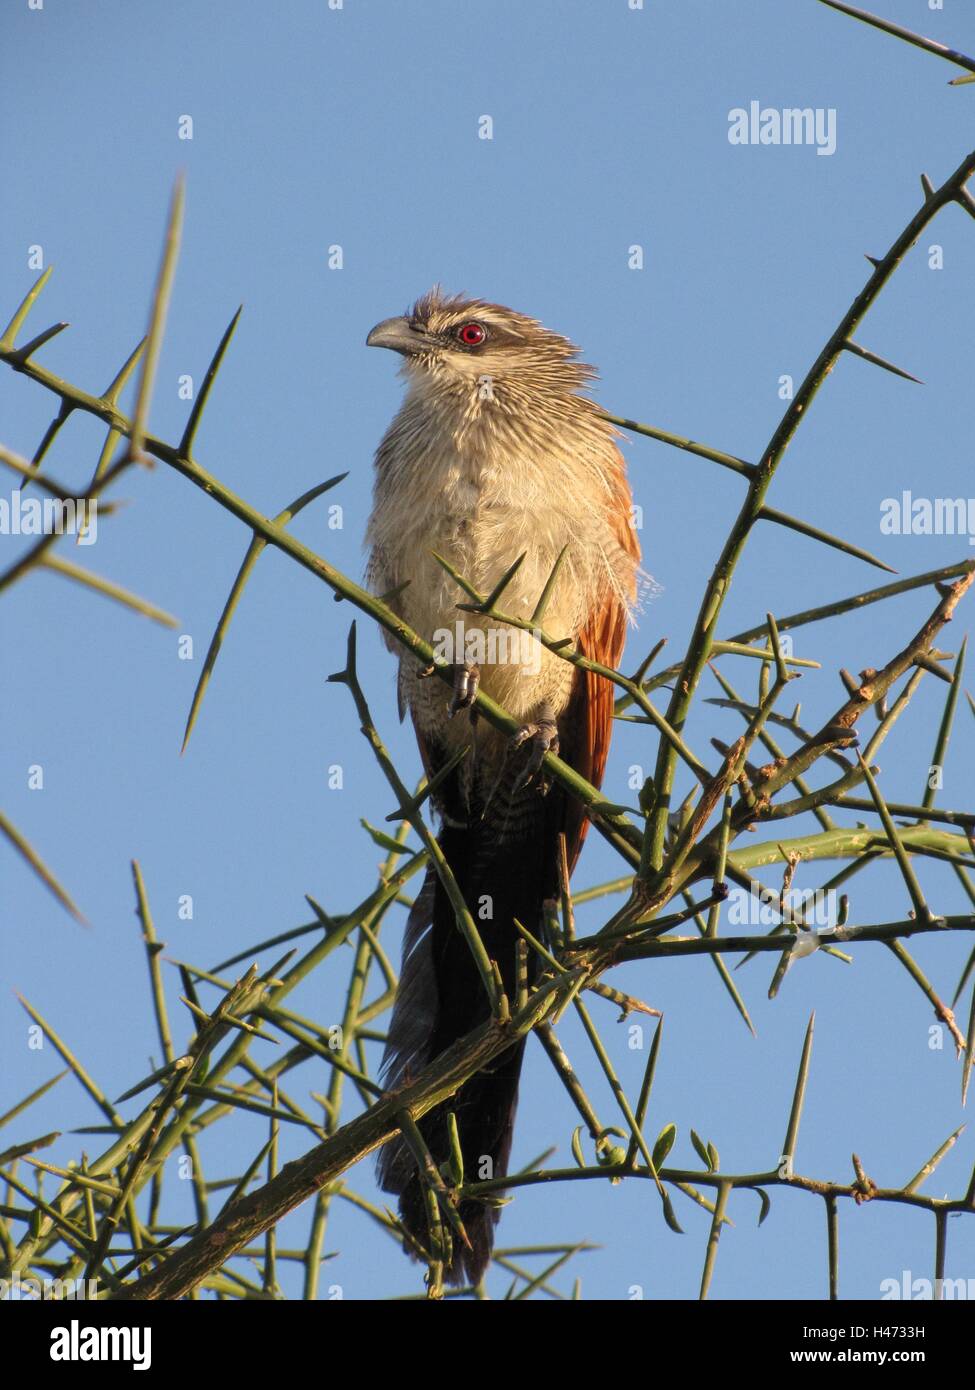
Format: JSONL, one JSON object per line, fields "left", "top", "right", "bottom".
{"left": 661, "top": 1189, "right": 684, "bottom": 1235}
{"left": 691, "top": 1129, "right": 712, "bottom": 1170}
{"left": 652, "top": 1123, "right": 677, "bottom": 1170}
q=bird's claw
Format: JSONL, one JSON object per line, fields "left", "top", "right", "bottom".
{"left": 447, "top": 661, "right": 480, "bottom": 718}
{"left": 511, "top": 708, "right": 559, "bottom": 792}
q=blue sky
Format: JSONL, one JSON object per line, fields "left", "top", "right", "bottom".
{"left": 2, "top": 0, "right": 974, "bottom": 1300}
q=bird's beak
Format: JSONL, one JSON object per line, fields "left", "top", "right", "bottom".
{"left": 366, "top": 316, "right": 434, "bottom": 356}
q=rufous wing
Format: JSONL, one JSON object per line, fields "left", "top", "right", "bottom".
{"left": 560, "top": 464, "right": 641, "bottom": 873}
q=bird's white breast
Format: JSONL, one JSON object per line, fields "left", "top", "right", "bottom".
{"left": 370, "top": 427, "right": 620, "bottom": 745}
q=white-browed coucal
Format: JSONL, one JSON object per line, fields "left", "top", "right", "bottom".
{"left": 366, "top": 289, "right": 640, "bottom": 1285}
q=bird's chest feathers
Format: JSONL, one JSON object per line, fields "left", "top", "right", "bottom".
{"left": 390, "top": 446, "right": 581, "bottom": 644}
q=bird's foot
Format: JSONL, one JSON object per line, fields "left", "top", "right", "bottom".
{"left": 511, "top": 704, "right": 559, "bottom": 792}
{"left": 447, "top": 661, "right": 480, "bottom": 718}
{"left": 417, "top": 660, "right": 481, "bottom": 719}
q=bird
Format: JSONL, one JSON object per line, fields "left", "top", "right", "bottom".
{"left": 365, "top": 288, "right": 641, "bottom": 1286}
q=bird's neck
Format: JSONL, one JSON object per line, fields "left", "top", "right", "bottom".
{"left": 383, "top": 370, "right": 612, "bottom": 474}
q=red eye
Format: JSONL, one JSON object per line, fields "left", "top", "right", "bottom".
{"left": 456, "top": 322, "right": 486, "bottom": 346}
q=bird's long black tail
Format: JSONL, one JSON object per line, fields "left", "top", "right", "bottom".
{"left": 378, "top": 788, "right": 558, "bottom": 1287}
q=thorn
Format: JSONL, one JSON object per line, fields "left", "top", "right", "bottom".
{"left": 842, "top": 339, "right": 923, "bottom": 385}
{"left": 11, "top": 321, "right": 70, "bottom": 362}
{"left": 839, "top": 668, "right": 861, "bottom": 697}
{"left": 913, "top": 653, "right": 953, "bottom": 683}
{"left": 377, "top": 579, "right": 411, "bottom": 605}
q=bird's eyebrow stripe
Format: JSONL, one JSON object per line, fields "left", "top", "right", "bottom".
{"left": 442, "top": 317, "right": 527, "bottom": 346}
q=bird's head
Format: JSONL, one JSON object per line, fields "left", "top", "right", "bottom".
{"left": 366, "top": 287, "right": 596, "bottom": 408}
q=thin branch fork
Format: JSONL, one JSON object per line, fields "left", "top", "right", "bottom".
{"left": 609, "top": 565, "right": 975, "bottom": 933}
{"left": 758, "top": 567, "right": 975, "bottom": 799}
